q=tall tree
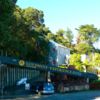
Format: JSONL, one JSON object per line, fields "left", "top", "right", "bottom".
{"left": 75, "top": 24, "right": 100, "bottom": 53}
{"left": 11, "top": 6, "right": 50, "bottom": 62}
{"left": 75, "top": 43, "right": 93, "bottom": 54}
{"left": 76, "top": 24, "right": 100, "bottom": 45}
{"left": 0, "top": 0, "right": 16, "bottom": 54}
{"left": 49, "top": 28, "right": 74, "bottom": 49}
{"left": 65, "top": 28, "right": 73, "bottom": 44}
{"left": 0, "top": 0, "right": 49, "bottom": 63}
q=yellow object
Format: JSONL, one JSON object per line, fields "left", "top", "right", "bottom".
{"left": 19, "top": 60, "right": 25, "bottom": 66}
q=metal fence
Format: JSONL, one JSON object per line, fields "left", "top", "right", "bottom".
{"left": 0, "top": 65, "right": 46, "bottom": 94}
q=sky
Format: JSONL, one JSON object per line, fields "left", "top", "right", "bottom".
{"left": 16, "top": 0, "right": 100, "bottom": 48}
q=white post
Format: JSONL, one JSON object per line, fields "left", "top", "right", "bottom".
{"left": 87, "top": 78, "right": 89, "bottom": 83}
{"left": 47, "top": 71, "right": 51, "bottom": 82}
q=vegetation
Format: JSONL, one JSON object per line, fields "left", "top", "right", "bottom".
{"left": 0, "top": 0, "right": 100, "bottom": 72}
{"left": 0, "top": 0, "right": 50, "bottom": 63}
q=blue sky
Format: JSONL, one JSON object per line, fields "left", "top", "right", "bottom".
{"left": 17, "top": 0, "right": 100, "bottom": 48}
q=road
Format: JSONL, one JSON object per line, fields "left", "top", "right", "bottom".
{"left": 1, "top": 90, "right": 100, "bottom": 100}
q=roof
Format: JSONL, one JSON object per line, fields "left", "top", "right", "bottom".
{"left": 49, "top": 40, "right": 70, "bottom": 50}
{"left": 0, "top": 56, "right": 98, "bottom": 80}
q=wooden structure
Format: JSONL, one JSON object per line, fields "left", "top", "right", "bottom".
{"left": 0, "top": 56, "right": 98, "bottom": 94}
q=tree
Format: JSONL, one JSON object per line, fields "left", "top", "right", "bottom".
{"left": 75, "top": 43, "right": 93, "bottom": 54}
{"left": 13, "top": 0, "right": 17, "bottom": 3}
{"left": 64, "top": 28, "right": 74, "bottom": 52}
{"left": 82, "top": 53, "right": 100, "bottom": 72}
{"left": 65, "top": 28, "right": 73, "bottom": 44}
{"left": 69, "top": 53, "right": 83, "bottom": 71}
{"left": 75, "top": 24, "right": 100, "bottom": 54}
{"left": 92, "top": 53, "right": 100, "bottom": 67}
{"left": 49, "top": 28, "right": 74, "bottom": 49}
{"left": 0, "top": 0, "right": 49, "bottom": 63}
{"left": 0, "top": 0, "right": 15, "bottom": 14}
{"left": 11, "top": 6, "right": 50, "bottom": 62}
{"left": 0, "top": 0, "right": 16, "bottom": 54}
{"left": 76, "top": 24, "right": 100, "bottom": 45}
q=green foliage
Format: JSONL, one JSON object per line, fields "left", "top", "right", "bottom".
{"left": 0, "top": 1, "right": 49, "bottom": 63}
{"left": 22, "top": 7, "right": 44, "bottom": 28}
{"left": 69, "top": 53, "right": 100, "bottom": 72}
{"left": 75, "top": 25, "right": 100, "bottom": 72}
{"left": 75, "top": 43, "right": 93, "bottom": 54}
{"left": 59, "top": 65, "right": 68, "bottom": 69}
{"left": 0, "top": 0, "right": 15, "bottom": 15}
{"left": 1, "top": 0, "right": 100, "bottom": 72}
{"left": 46, "top": 33, "right": 54, "bottom": 40}
{"left": 56, "top": 29, "right": 73, "bottom": 48}
{"left": 48, "top": 28, "right": 74, "bottom": 50}
{"left": 69, "top": 53, "right": 83, "bottom": 71}
{"left": 76, "top": 24, "right": 100, "bottom": 45}
{"left": 65, "top": 28, "right": 73, "bottom": 43}
{"left": 75, "top": 24, "right": 100, "bottom": 56}
{"left": 92, "top": 53, "right": 100, "bottom": 66}
{"left": 0, "top": 0, "right": 16, "bottom": 52}
{"left": 12, "top": 6, "right": 49, "bottom": 63}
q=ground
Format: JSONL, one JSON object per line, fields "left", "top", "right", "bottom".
{"left": 0, "top": 90, "right": 100, "bottom": 100}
